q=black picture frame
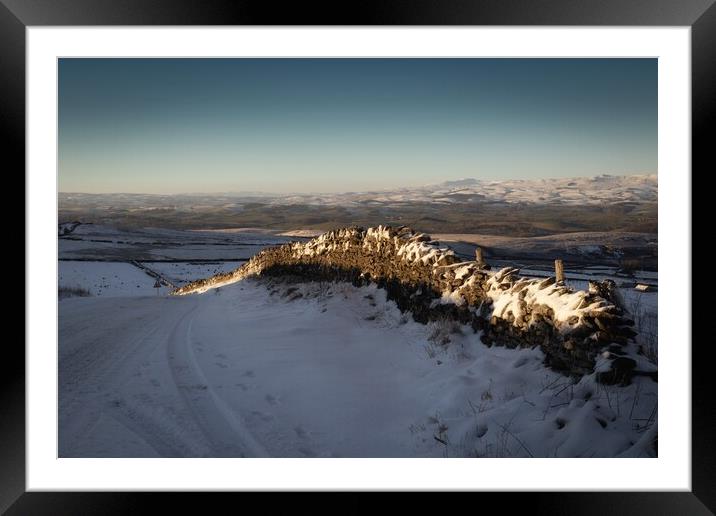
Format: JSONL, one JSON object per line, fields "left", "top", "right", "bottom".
{"left": 5, "top": 0, "right": 712, "bottom": 513}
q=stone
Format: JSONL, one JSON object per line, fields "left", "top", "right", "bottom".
{"left": 172, "top": 224, "right": 646, "bottom": 382}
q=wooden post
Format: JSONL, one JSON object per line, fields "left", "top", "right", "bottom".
{"left": 555, "top": 259, "right": 564, "bottom": 284}
{"left": 475, "top": 247, "right": 485, "bottom": 268}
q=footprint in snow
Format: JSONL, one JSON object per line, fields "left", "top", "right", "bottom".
{"left": 459, "top": 374, "right": 478, "bottom": 386}
{"left": 250, "top": 410, "right": 274, "bottom": 423}
{"left": 293, "top": 426, "right": 308, "bottom": 439}
{"left": 183, "top": 384, "right": 207, "bottom": 391}
{"left": 265, "top": 394, "right": 280, "bottom": 405}
{"left": 513, "top": 356, "right": 529, "bottom": 368}
{"left": 297, "top": 447, "right": 316, "bottom": 457}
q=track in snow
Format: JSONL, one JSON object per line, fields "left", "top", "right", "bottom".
{"left": 59, "top": 279, "right": 657, "bottom": 458}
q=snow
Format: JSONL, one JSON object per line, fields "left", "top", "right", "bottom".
{"left": 277, "top": 229, "right": 324, "bottom": 238}
{"left": 253, "top": 174, "right": 657, "bottom": 208}
{"left": 146, "top": 246, "right": 261, "bottom": 261}
{"left": 59, "top": 261, "right": 169, "bottom": 297}
{"left": 59, "top": 260, "right": 247, "bottom": 296}
{"left": 454, "top": 264, "right": 476, "bottom": 281}
{"left": 397, "top": 240, "right": 455, "bottom": 266}
{"left": 283, "top": 225, "right": 456, "bottom": 267}
{"left": 59, "top": 276, "right": 656, "bottom": 458}
{"left": 483, "top": 272, "right": 594, "bottom": 325}
{"left": 59, "top": 224, "right": 292, "bottom": 261}
{"left": 174, "top": 228, "right": 642, "bottom": 348}
{"left": 144, "top": 262, "right": 245, "bottom": 286}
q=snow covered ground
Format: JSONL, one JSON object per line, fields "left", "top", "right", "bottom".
{"left": 59, "top": 261, "right": 172, "bottom": 297}
{"left": 59, "top": 260, "right": 250, "bottom": 298}
{"left": 437, "top": 232, "right": 657, "bottom": 258}
{"left": 59, "top": 174, "right": 657, "bottom": 211}
{"left": 59, "top": 275, "right": 657, "bottom": 458}
{"left": 59, "top": 224, "right": 293, "bottom": 261}
{"left": 255, "top": 174, "right": 658, "bottom": 207}
{"left": 143, "top": 261, "right": 246, "bottom": 287}
{"left": 58, "top": 225, "right": 658, "bottom": 458}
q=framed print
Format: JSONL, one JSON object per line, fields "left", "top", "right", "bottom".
{"left": 6, "top": 0, "right": 713, "bottom": 513}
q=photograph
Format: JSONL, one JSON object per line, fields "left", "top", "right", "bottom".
{"left": 57, "top": 57, "right": 659, "bottom": 459}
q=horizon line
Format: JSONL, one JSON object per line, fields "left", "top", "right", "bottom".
{"left": 58, "top": 171, "right": 658, "bottom": 197}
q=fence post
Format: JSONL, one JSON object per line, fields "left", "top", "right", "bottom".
{"left": 475, "top": 247, "right": 485, "bottom": 268}
{"left": 555, "top": 259, "right": 564, "bottom": 284}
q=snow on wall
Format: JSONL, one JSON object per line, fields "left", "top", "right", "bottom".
{"left": 172, "top": 225, "right": 656, "bottom": 384}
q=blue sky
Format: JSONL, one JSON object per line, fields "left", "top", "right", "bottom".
{"left": 58, "top": 58, "right": 657, "bottom": 194}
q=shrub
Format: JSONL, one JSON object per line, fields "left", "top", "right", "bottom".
{"left": 619, "top": 258, "right": 641, "bottom": 276}
{"left": 428, "top": 316, "right": 464, "bottom": 346}
{"left": 58, "top": 286, "right": 91, "bottom": 299}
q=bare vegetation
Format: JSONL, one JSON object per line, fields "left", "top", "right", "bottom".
{"left": 58, "top": 286, "right": 92, "bottom": 299}
{"left": 427, "top": 316, "right": 464, "bottom": 346}
{"left": 619, "top": 258, "right": 642, "bottom": 276}
{"left": 627, "top": 293, "right": 658, "bottom": 364}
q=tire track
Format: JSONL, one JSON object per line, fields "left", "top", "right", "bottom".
{"left": 167, "top": 301, "right": 269, "bottom": 457}
{"left": 60, "top": 298, "right": 204, "bottom": 457}
{"left": 59, "top": 306, "right": 170, "bottom": 456}
{"left": 108, "top": 401, "right": 194, "bottom": 457}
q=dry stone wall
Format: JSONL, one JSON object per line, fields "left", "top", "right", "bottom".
{"left": 173, "top": 225, "right": 657, "bottom": 384}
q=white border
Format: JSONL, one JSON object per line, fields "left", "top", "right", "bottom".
{"left": 27, "top": 27, "right": 691, "bottom": 491}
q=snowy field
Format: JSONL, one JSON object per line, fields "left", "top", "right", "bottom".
{"left": 59, "top": 261, "right": 172, "bottom": 297}
{"left": 59, "top": 260, "right": 249, "bottom": 296}
{"left": 59, "top": 224, "right": 294, "bottom": 261}
{"left": 222, "top": 174, "right": 658, "bottom": 207}
{"left": 438, "top": 232, "right": 657, "bottom": 270}
{"left": 58, "top": 224, "right": 658, "bottom": 457}
{"left": 144, "top": 261, "right": 245, "bottom": 287}
{"left": 59, "top": 270, "right": 657, "bottom": 458}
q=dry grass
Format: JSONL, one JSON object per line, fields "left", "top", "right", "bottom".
{"left": 427, "top": 316, "right": 464, "bottom": 346}
{"left": 619, "top": 258, "right": 642, "bottom": 276}
{"left": 58, "top": 286, "right": 91, "bottom": 299}
{"left": 627, "top": 293, "right": 658, "bottom": 364}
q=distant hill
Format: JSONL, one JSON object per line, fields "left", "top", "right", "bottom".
{"left": 271, "top": 174, "right": 657, "bottom": 207}
{"left": 59, "top": 174, "right": 657, "bottom": 236}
